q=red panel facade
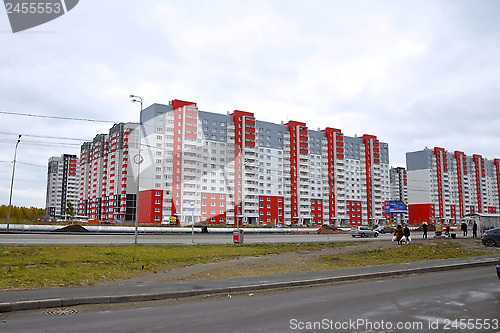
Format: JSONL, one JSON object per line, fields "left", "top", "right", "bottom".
{"left": 495, "top": 159, "right": 500, "bottom": 210}
{"left": 346, "top": 200, "right": 362, "bottom": 225}
{"left": 434, "top": 147, "right": 446, "bottom": 218}
{"left": 473, "top": 154, "right": 484, "bottom": 213}
{"left": 408, "top": 203, "right": 434, "bottom": 225}
{"left": 259, "top": 195, "right": 284, "bottom": 226}
{"left": 201, "top": 192, "right": 226, "bottom": 224}
{"left": 286, "top": 121, "right": 307, "bottom": 221}
{"left": 231, "top": 110, "right": 255, "bottom": 227}
{"left": 323, "top": 128, "right": 343, "bottom": 224}
{"left": 454, "top": 151, "right": 466, "bottom": 218}
{"left": 139, "top": 189, "right": 162, "bottom": 223}
{"left": 170, "top": 100, "right": 198, "bottom": 218}
{"left": 310, "top": 198, "right": 323, "bottom": 226}
{"left": 362, "top": 135, "right": 378, "bottom": 223}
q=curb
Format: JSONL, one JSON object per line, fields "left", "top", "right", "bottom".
{"left": 0, "top": 259, "right": 496, "bottom": 313}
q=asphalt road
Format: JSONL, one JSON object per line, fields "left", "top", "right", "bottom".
{"left": 0, "top": 231, "right": 433, "bottom": 245}
{"left": 2, "top": 266, "right": 498, "bottom": 332}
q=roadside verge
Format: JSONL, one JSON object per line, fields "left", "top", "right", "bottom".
{"left": 0, "top": 255, "right": 497, "bottom": 313}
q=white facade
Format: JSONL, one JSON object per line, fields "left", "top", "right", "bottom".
{"left": 406, "top": 147, "right": 500, "bottom": 224}
{"left": 388, "top": 166, "right": 408, "bottom": 223}
{"left": 76, "top": 100, "right": 392, "bottom": 226}
{"left": 136, "top": 100, "right": 391, "bottom": 227}
{"left": 45, "top": 154, "right": 80, "bottom": 219}
{"left": 78, "top": 123, "right": 140, "bottom": 222}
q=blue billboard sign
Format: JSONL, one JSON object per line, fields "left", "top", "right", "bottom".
{"left": 384, "top": 200, "right": 408, "bottom": 214}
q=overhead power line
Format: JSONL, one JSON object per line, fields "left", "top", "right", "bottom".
{"left": 0, "top": 139, "right": 82, "bottom": 149}
{"left": 0, "top": 161, "right": 46, "bottom": 168}
{"left": 0, "top": 110, "right": 118, "bottom": 123}
{"left": 0, "top": 131, "right": 90, "bottom": 141}
{"left": 17, "top": 161, "right": 46, "bottom": 168}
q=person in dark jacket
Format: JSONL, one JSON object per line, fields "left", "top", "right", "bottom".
{"left": 472, "top": 222, "right": 478, "bottom": 238}
{"left": 394, "top": 225, "right": 404, "bottom": 245}
{"left": 461, "top": 222, "right": 468, "bottom": 237}
{"left": 422, "top": 222, "right": 428, "bottom": 239}
{"left": 403, "top": 224, "right": 411, "bottom": 243}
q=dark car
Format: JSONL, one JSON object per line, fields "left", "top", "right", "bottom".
{"left": 497, "top": 258, "right": 500, "bottom": 279}
{"left": 481, "top": 228, "right": 500, "bottom": 247}
{"left": 374, "top": 225, "right": 394, "bottom": 234}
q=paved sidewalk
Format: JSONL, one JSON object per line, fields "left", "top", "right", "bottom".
{"left": 0, "top": 255, "right": 497, "bottom": 313}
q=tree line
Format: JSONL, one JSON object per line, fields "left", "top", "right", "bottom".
{"left": 0, "top": 205, "right": 45, "bottom": 222}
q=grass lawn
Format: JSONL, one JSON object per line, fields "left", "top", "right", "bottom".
{"left": 0, "top": 241, "right": 495, "bottom": 290}
{"left": 0, "top": 243, "right": 344, "bottom": 290}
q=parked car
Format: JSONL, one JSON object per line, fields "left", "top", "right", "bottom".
{"left": 481, "top": 227, "right": 500, "bottom": 247}
{"left": 350, "top": 226, "right": 379, "bottom": 238}
{"left": 374, "top": 225, "right": 394, "bottom": 234}
{"left": 497, "top": 258, "right": 500, "bottom": 279}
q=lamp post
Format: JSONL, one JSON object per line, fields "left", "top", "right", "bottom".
{"left": 7, "top": 135, "right": 21, "bottom": 231}
{"left": 130, "top": 94, "right": 143, "bottom": 245}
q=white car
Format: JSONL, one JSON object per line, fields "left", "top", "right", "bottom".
{"left": 349, "top": 226, "right": 379, "bottom": 238}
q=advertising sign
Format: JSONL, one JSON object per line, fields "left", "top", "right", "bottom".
{"left": 384, "top": 200, "right": 408, "bottom": 214}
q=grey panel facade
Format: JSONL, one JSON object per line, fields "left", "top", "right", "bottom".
{"left": 344, "top": 136, "right": 363, "bottom": 160}
{"left": 308, "top": 130, "right": 324, "bottom": 155}
{"left": 256, "top": 120, "right": 285, "bottom": 150}
{"left": 141, "top": 103, "right": 172, "bottom": 123}
{"left": 380, "top": 142, "right": 389, "bottom": 164}
{"left": 406, "top": 149, "right": 432, "bottom": 171}
{"left": 199, "top": 111, "right": 229, "bottom": 143}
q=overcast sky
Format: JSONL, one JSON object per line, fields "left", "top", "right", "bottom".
{"left": 1, "top": 0, "right": 499, "bottom": 208}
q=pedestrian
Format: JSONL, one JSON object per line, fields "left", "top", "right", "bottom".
{"left": 403, "top": 224, "right": 411, "bottom": 244}
{"left": 461, "top": 222, "right": 468, "bottom": 237}
{"left": 445, "top": 224, "right": 451, "bottom": 237}
{"left": 394, "top": 225, "right": 404, "bottom": 245}
{"left": 472, "top": 222, "right": 478, "bottom": 238}
{"left": 422, "top": 222, "right": 428, "bottom": 239}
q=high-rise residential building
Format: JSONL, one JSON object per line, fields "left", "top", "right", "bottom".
{"left": 388, "top": 166, "right": 408, "bottom": 224}
{"left": 76, "top": 99, "right": 391, "bottom": 226}
{"left": 406, "top": 147, "right": 500, "bottom": 224}
{"left": 45, "top": 154, "right": 80, "bottom": 220}
{"left": 135, "top": 99, "right": 391, "bottom": 227}
{"left": 78, "top": 122, "right": 140, "bottom": 222}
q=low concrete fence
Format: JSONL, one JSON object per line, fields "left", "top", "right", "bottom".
{"left": 0, "top": 224, "right": 320, "bottom": 234}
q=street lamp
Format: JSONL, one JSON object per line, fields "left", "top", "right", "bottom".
{"left": 7, "top": 135, "right": 21, "bottom": 231}
{"left": 130, "top": 94, "right": 143, "bottom": 245}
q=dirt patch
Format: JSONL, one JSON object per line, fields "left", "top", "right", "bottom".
{"left": 95, "top": 240, "right": 413, "bottom": 286}
{"left": 95, "top": 238, "right": 495, "bottom": 287}
{"left": 53, "top": 225, "right": 88, "bottom": 232}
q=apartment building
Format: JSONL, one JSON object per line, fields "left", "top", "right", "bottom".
{"left": 78, "top": 122, "right": 140, "bottom": 222}
{"left": 406, "top": 147, "right": 500, "bottom": 224}
{"left": 137, "top": 99, "right": 391, "bottom": 227}
{"left": 388, "top": 166, "right": 408, "bottom": 224}
{"left": 45, "top": 154, "right": 80, "bottom": 219}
